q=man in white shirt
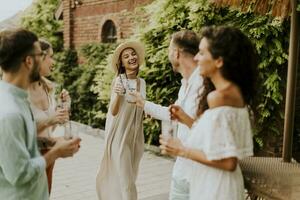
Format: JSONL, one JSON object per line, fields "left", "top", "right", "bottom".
{"left": 133, "top": 30, "right": 203, "bottom": 200}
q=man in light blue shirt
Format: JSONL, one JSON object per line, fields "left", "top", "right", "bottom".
{"left": 0, "top": 29, "right": 81, "bottom": 200}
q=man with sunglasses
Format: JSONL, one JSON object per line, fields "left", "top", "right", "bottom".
{"left": 0, "top": 29, "right": 81, "bottom": 200}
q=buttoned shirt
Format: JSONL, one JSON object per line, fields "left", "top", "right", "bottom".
{"left": 0, "top": 81, "right": 48, "bottom": 200}
{"left": 144, "top": 67, "right": 203, "bottom": 180}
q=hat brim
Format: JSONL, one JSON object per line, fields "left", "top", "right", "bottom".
{"left": 111, "top": 41, "right": 145, "bottom": 73}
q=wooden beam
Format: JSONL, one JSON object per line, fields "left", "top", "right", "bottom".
{"left": 283, "top": 0, "right": 300, "bottom": 162}
{"left": 211, "top": 0, "right": 291, "bottom": 17}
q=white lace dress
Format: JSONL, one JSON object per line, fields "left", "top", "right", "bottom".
{"left": 186, "top": 106, "right": 253, "bottom": 200}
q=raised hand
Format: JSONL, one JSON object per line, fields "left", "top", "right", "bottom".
{"left": 52, "top": 137, "right": 81, "bottom": 158}
{"left": 129, "top": 91, "right": 145, "bottom": 108}
{"left": 114, "top": 77, "right": 126, "bottom": 96}
{"left": 169, "top": 104, "right": 186, "bottom": 122}
{"left": 60, "top": 89, "right": 71, "bottom": 110}
{"left": 50, "top": 108, "right": 69, "bottom": 125}
{"left": 44, "top": 137, "right": 82, "bottom": 167}
{"left": 169, "top": 104, "right": 195, "bottom": 128}
{"left": 159, "top": 134, "right": 185, "bottom": 157}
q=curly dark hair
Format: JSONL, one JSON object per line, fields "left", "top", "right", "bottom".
{"left": 200, "top": 26, "right": 259, "bottom": 108}
{"left": 197, "top": 77, "right": 215, "bottom": 117}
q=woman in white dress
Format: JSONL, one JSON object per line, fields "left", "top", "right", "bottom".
{"left": 159, "top": 26, "right": 258, "bottom": 200}
{"left": 96, "top": 41, "right": 146, "bottom": 200}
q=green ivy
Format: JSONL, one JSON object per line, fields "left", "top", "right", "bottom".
{"left": 134, "top": 0, "right": 290, "bottom": 147}
{"left": 51, "top": 44, "right": 116, "bottom": 128}
{"left": 22, "top": 0, "right": 293, "bottom": 153}
{"left": 91, "top": 0, "right": 290, "bottom": 148}
{"left": 21, "top": 0, "right": 63, "bottom": 51}
{"left": 78, "top": 43, "right": 116, "bottom": 128}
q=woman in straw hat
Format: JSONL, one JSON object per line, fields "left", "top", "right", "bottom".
{"left": 96, "top": 41, "right": 146, "bottom": 200}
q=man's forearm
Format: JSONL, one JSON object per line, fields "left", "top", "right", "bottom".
{"left": 144, "top": 101, "right": 170, "bottom": 121}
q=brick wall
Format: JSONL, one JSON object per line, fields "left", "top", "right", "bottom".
{"left": 63, "top": 0, "right": 153, "bottom": 49}
{"left": 63, "top": 0, "right": 73, "bottom": 48}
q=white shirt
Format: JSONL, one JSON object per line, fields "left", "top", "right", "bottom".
{"left": 144, "top": 67, "right": 203, "bottom": 180}
{"left": 186, "top": 106, "right": 253, "bottom": 200}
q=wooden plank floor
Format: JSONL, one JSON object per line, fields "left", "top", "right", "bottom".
{"left": 50, "top": 126, "right": 174, "bottom": 200}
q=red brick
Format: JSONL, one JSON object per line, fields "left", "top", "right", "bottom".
{"left": 62, "top": 0, "right": 153, "bottom": 49}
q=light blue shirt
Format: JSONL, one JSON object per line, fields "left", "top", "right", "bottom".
{"left": 0, "top": 81, "right": 48, "bottom": 200}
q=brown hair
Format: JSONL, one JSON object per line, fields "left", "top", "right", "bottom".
{"left": 171, "top": 30, "right": 200, "bottom": 56}
{"left": 39, "top": 39, "right": 52, "bottom": 52}
{"left": 197, "top": 77, "right": 215, "bottom": 117}
{"left": 200, "top": 26, "right": 258, "bottom": 108}
{"left": 0, "top": 29, "right": 38, "bottom": 72}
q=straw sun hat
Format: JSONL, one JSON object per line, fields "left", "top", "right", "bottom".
{"left": 111, "top": 41, "right": 145, "bottom": 73}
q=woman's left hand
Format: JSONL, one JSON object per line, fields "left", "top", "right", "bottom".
{"left": 48, "top": 107, "right": 69, "bottom": 126}
{"left": 60, "top": 89, "right": 71, "bottom": 109}
{"left": 159, "top": 134, "right": 185, "bottom": 157}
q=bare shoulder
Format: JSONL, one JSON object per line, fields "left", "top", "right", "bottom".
{"left": 207, "top": 90, "right": 227, "bottom": 109}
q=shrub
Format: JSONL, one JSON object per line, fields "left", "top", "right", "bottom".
{"left": 137, "top": 0, "right": 290, "bottom": 147}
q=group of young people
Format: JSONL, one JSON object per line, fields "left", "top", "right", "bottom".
{"left": 96, "top": 26, "right": 257, "bottom": 200}
{"left": 0, "top": 25, "right": 257, "bottom": 200}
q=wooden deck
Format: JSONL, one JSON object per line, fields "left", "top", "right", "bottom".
{"left": 50, "top": 125, "right": 174, "bottom": 200}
